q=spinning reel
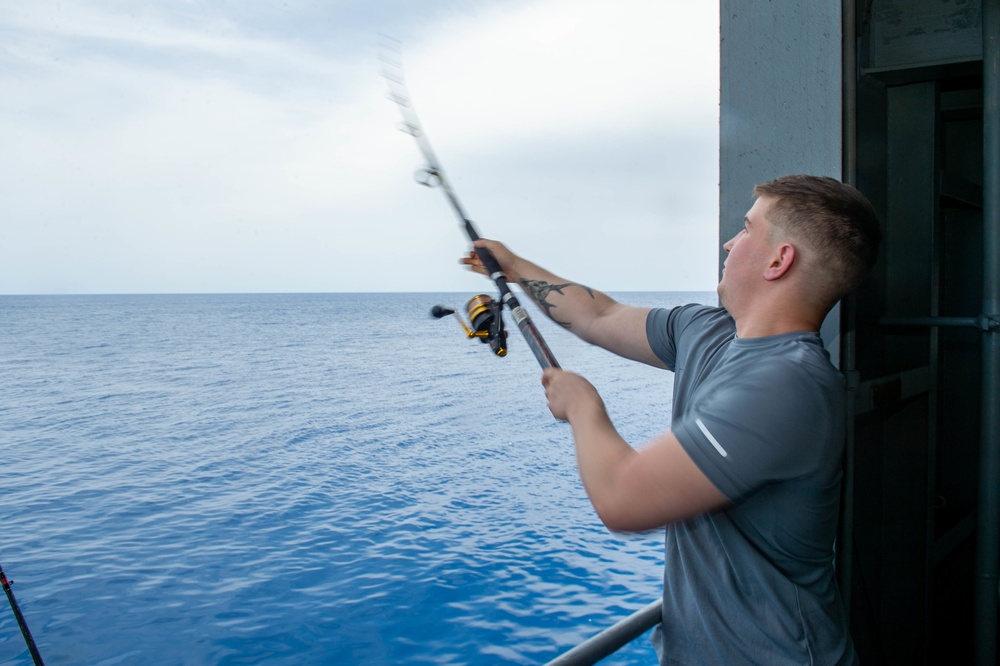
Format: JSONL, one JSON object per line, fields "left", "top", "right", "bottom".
{"left": 431, "top": 294, "right": 508, "bottom": 357}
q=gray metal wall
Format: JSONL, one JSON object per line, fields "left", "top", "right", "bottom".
{"left": 719, "top": 1, "right": 844, "bottom": 358}
{"left": 719, "top": 2, "right": 994, "bottom": 663}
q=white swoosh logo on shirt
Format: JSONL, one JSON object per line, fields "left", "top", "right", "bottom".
{"left": 696, "top": 418, "right": 729, "bottom": 458}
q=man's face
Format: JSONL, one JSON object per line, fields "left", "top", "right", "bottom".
{"left": 717, "top": 195, "right": 778, "bottom": 310}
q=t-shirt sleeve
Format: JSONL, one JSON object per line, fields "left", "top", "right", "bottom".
{"left": 646, "top": 304, "right": 711, "bottom": 370}
{"left": 671, "top": 360, "right": 843, "bottom": 503}
{"left": 646, "top": 307, "right": 677, "bottom": 369}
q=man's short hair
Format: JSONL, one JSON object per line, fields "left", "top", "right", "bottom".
{"left": 754, "top": 175, "right": 882, "bottom": 307}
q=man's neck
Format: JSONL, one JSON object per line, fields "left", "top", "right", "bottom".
{"left": 731, "top": 309, "right": 823, "bottom": 339}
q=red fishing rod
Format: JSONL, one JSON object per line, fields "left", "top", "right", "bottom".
{"left": 380, "top": 39, "right": 560, "bottom": 370}
{"left": 1, "top": 562, "right": 45, "bottom": 666}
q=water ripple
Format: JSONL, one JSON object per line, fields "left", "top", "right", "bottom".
{"left": 0, "top": 292, "right": 711, "bottom": 664}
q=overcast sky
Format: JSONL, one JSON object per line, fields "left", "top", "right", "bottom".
{"left": 1, "top": 0, "right": 720, "bottom": 295}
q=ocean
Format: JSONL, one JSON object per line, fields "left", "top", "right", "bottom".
{"left": 0, "top": 291, "right": 714, "bottom": 665}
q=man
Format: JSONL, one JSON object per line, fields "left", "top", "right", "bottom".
{"left": 462, "top": 175, "right": 881, "bottom": 664}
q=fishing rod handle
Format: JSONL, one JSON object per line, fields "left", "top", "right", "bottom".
{"left": 461, "top": 219, "right": 506, "bottom": 276}
{"left": 516, "top": 315, "right": 561, "bottom": 369}
{"left": 460, "top": 216, "right": 517, "bottom": 295}
{"left": 503, "top": 293, "right": 561, "bottom": 370}
{"left": 461, "top": 218, "right": 520, "bottom": 305}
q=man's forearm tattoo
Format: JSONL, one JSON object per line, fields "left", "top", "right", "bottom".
{"left": 519, "top": 279, "right": 595, "bottom": 328}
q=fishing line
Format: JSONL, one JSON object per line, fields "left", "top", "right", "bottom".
{"left": 1, "top": 562, "right": 45, "bottom": 666}
{"left": 379, "top": 38, "right": 560, "bottom": 369}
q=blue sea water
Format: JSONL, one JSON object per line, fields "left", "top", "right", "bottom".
{"left": 0, "top": 291, "right": 714, "bottom": 666}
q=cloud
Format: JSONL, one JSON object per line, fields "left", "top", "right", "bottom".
{"left": 0, "top": 0, "right": 719, "bottom": 294}
{"left": 406, "top": 0, "right": 717, "bottom": 139}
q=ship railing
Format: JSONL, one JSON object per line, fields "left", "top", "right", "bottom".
{"left": 544, "top": 598, "right": 662, "bottom": 666}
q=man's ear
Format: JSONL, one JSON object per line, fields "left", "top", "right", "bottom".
{"left": 763, "top": 243, "right": 795, "bottom": 281}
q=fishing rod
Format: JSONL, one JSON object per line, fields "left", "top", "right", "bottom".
{"left": 1, "top": 562, "right": 45, "bottom": 666}
{"left": 379, "top": 39, "right": 560, "bottom": 370}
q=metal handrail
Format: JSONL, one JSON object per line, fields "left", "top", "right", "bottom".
{"left": 544, "top": 599, "right": 662, "bottom": 666}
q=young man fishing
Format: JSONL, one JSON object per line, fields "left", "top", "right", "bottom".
{"left": 462, "top": 175, "right": 881, "bottom": 665}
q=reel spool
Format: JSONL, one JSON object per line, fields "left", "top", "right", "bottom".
{"left": 431, "top": 294, "right": 508, "bottom": 357}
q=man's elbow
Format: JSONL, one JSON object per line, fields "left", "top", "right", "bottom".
{"left": 598, "top": 514, "right": 639, "bottom": 533}
{"left": 591, "top": 491, "right": 723, "bottom": 532}
{"left": 592, "top": 499, "right": 655, "bottom": 533}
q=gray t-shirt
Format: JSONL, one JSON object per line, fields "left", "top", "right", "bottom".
{"left": 646, "top": 304, "right": 855, "bottom": 665}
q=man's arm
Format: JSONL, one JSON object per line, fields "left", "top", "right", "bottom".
{"left": 542, "top": 368, "right": 730, "bottom": 531}
{"left": 462, "top": 239, "right": 664, "bottom": 368}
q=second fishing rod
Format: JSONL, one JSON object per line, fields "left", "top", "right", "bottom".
{"left": 380, "top": 41, "right": 560, "bottom": 371}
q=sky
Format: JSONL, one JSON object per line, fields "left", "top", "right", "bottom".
{"left": 1, "top": 0, "right": 720, "bottom": 295}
